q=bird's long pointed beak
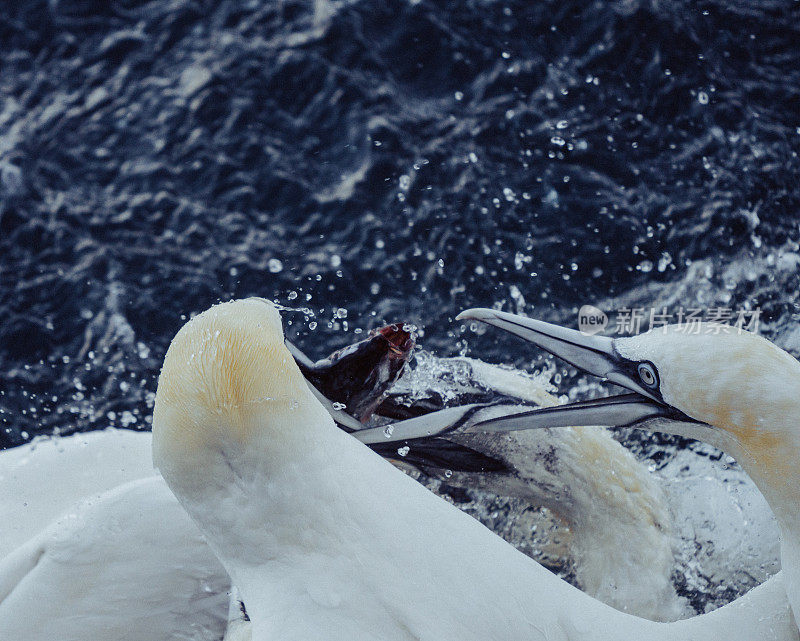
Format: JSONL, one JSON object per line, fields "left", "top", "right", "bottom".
{"left": 353, "top": 404, "right": 494, "bottom": 445}
{"left": 350, "top": 393, "right": 695, "bottom": 444}
{"left": 457, "top": 308, "right": 656, "bottom": 399}
{"left": 455, "top": 308, "right": 706, "bottom": 434}
{"left": 470, "top": 393, "right": 679, "bottom": 432}
{"left": 299, "top": 308, "right": 705, "bottom": 445}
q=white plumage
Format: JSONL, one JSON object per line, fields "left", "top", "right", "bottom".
{"left": 0, "top": 474, "right": 229, "bottom": 641}
{"left": 150, "top": 298, "right": 799, "bottom": 641}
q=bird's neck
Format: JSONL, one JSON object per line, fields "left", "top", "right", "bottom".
{"left": 731, "top": 439, "right": 800, "bottom": 523}
{"left": 765, "top": 457, "right": 800, "bottom": 626}
{"left": 713, "top": 422, "right": 800, "bottom": 625}
{"left": 168, "top": 404, "right": 353, "bottom": 629}
{"left": 657, "top": 413, "right": 800, "bottom": 622}
{"left": 762, "top": 476, "right": 800, "bottom": 625}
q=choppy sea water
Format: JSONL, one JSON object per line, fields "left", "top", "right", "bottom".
{"left": 1, "top": 0, "right": 799, "bottom": 619}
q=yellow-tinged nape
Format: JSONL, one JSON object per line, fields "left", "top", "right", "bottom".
{"left": 616, "top": 323, "right": 800, "bottom": 507}
{"left": 616, "top": 322, "right": 800, "bottom": 625}
{"left": 152, "top": 298, "right": 311, "bottom": 475}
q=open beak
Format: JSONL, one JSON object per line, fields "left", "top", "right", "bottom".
{"left": 453, "top": 308, "right": 705, "bottom": 434}
{"left": 457, "top": 308, "right": 658, "bottom": 398}
{"left": 295, "top": 307, "right": 706, "bottom": 448}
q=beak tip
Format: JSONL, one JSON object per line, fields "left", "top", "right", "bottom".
{"left": 456, "top": 308, "right": 495, "bottom": 322}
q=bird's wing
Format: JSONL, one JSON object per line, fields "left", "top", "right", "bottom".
{"left": 0, "top": 428, "right": 156, "bottom": 558}
{"left": 0, "top": 477, "right": 230, "bottom": 641}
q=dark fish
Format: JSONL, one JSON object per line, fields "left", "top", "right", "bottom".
{"left": 290, "top": 324, "right": 414, "bottom": 421}
{"left": 289, "top": 327, "right": 508, "bottom": 474}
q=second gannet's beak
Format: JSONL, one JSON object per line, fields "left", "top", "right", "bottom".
{"left": 454, "top": 308, "right": 707, "bottom": 434}
{"left": 457, "top": 308, "right": 657, "bottom": 399}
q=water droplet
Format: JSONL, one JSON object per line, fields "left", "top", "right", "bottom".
{"left": 332, "top": 402, "right": 346, "bottom": 411}
{"left": 383, "top": 425, "right": 394, "bottom": 438}
{"left": 444, "top": 469, "right": 453, "bottom": 478}
{"left": 397, "top": 446, "right": 410, "bottom": 457}
{"left": 697, "top": 91, "right": 709, "bottom": 105}
{"left": 268, "top": 258, "right": 283, "bottom": 273}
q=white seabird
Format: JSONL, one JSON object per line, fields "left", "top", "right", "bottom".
{"left": 0, "top": 474, "right": 229, "bottom": 641}
{"left": 151, "top": 297, "right": 799, "bottom": 641}
{"left": 388, "top": 356, "right": 679, "bottom": 619}
{"left": 0, "top": 340, "right": 680, "bottom": 632}
{"left": 0, "top": 430, "right": 232, "bottom": 641}
{"left": 457, "top": 307, "right": 800, "bottom": 631}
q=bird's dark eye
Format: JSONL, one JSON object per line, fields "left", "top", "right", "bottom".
{"left": 637, "top": 362, "right": 658, "bottom": 389}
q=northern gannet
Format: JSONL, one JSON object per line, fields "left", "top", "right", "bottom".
{"left": 457, "top": 307, "right": 800, "bottom": 629}
{"left": 151, "top": 298, "right": 798, "bottom": 641}
{"left": 379, "top": 355, "right": 680, "bottom": 619}
{"left": 0, "top": 321, "right": 677, "bottom": 631}
{"left": 0, "top": 324, "right": 414, "bottom": 641}
{"left": 0, "top": 474, "right": 229, "bottom": 641}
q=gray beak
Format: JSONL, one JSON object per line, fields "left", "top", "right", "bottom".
{"left": 470, "top": 394, "right": 676, "bottom": 433}
{"left": 455, "top": 308, "right": 705, "bottom": 434}
{"left": 457, "top": 308, "right": 657, "bottom": 399}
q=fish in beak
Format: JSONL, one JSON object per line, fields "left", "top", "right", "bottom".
{"left": 289, "top": 308, "right": 706, "bottom": 464}
{"left": 286, "top": 323, "right": 415, "bottom": 430}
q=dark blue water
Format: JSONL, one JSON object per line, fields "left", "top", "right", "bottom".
{"left": 2, "top": 0, "right": 800, "bottom": 447}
